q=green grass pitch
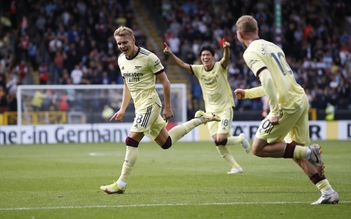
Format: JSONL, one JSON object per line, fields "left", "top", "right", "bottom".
{"left": 0, "top": 140, "right": 350, "bottom": 219}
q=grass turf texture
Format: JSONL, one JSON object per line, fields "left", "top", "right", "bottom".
{"left": 0, "top": 140, "right": 350, "bottom": 219}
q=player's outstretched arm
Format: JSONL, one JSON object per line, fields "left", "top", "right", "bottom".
{"left": 220, "top": 39, "right": 230, "bottom": 69}
{"left": 163, "top": 42, "right": 192, "bottom": 74}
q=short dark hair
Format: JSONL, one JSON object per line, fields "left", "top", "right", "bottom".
{"left": 199, "top": 44, "right": 215, "bottom": 57}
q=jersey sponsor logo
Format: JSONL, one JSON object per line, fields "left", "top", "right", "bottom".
{"left": 249, "top": 59, "right": 258, "bottom": 69}
{"left": 201, "top": 74, "right": 218, "bottom": 85}
{"left": 122, "top": 72, "right": 143, "bottom": 82}
{"left": 261, "top": 43, "right": 267, "bottom": 55}
{"left": 134, "top": 66, "right": 142, "bottom": 70}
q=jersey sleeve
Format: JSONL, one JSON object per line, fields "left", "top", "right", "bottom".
{"left": 245, "top": 86, "right": 266, "bottom": 99}
{"left": 243, "top": 50, "right": 267, "bottom": 79}
{"left": 190, "top": 64, "right": 202, "bottom": 77}
{"left": 148, "top": 53, "right": 164, "bottom": 74}
{"left": 259, "top": 69, "right": 280, "bottom": 117}
{"left": 244, "top": 47, "right": 280, "bottom": 116}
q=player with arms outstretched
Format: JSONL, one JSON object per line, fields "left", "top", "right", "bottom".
{"left": 234, "top": 15, "right": 338, "bottom": 204}
{"left": 164, "top": 39, "right": 250, "bottom": 174}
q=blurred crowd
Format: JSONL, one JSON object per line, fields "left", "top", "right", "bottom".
{"left": 0, "top": 0, "right": 351, "bottom": 117}
{"left": 161, "top": 0, "right": 351, "bottom": 112}
{"left": 0, "top": 0, "right": 145, "bottom": 114}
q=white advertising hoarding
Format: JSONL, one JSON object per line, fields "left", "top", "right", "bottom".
{"left": 0, "top": 123, "right": 196, "bottom": 145}
{"left": 1, "top": 121, "right": 350, "bottom": 145}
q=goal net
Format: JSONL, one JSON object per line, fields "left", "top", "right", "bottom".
{"left": 17, "top": 84, "right": 187, "bottom": 126}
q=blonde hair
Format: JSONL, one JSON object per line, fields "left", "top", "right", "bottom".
{"left": 113, "top": 26, "right": 134, "bottom": 38}
{"left": 236, "top": 15, "right": 258, "bottom": 33}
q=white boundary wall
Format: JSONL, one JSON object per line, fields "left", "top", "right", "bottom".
{"left": 1, "top": 121, "right": 350, "bottom": 145}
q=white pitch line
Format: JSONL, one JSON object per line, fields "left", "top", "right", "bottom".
{"left": 1, "top": 201, "right": 350, "bottom": 211}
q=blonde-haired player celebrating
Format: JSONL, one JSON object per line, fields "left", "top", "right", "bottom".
{"left": 164, "top": 39, "right": 251, "bottom": 174}
{"left": 100, "top": 26, "right": 220, "bottom": 194}
{"left": 234, "top": 15, "right": 339, "bottom": 204}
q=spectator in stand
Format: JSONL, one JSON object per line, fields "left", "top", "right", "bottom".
{"left": 312, "top": 39, "right": 325, "bottom": 61}
{"left": 0, "top": 86, "right": 8, "bottom": 113}
{"left": 6, "top": 89, "right": 17, "bottom": 124}
{"left": 20, "top": 15, "right": 28, "bottom": 33}
{"left": 48, "top": 36, "right": 63, "bottom": 61}
{"left": 322, "top": 50, "right": 334, "bottom": 68}
{"left": 70, "top": 64, "right": 83, "bottom": 84}
{"left": 94, "top": 64, "right": 103, "bottom": 77}
{"left": 38, "top": 61, "right": 49, "bottom": 84}
{"left": 339, "top": 42, "right": 350, "bottom": 66}
{"left": 100, "top": 71, "right": 111, "bottom": 85}
{"left": 10, "top": 0, "right": 18, "bottom": 30}
{"left": 228, "top": 63, "right": 241, "bottom": 80}
{"left": 28, "top": 42, "right": 38, "bottom": 71}
{"left": 59, "top": 91, "right": 69, "bottom": 111}
{"left": 35, "top": 14, "right": 46, "bottom": 36}
{"left": 0, "top": 55, "right": 8, "bottom": 75}
{"left": 6, "top": 88, "right": 17, "bottom": 112}
{"left": 17, "top": 31, "right": 30, "bottom": 62}
{"left": 115, "top": 12, "right": 127, "bottom": 27}
{"left": 89, "top": 69, "right": 100, "bottom": 85}
{"left": 79, "top": 68, "right": 92, "bottom": 85}
{"left": 337, "top": 81, "right": 350, "bottom": 108}
{"left": 339, "top": 30, "right": 351, "bottom": 45}
{"left": 31, "top": 89, "right": 46, "bottom": 111}
{"left": 59, "top": 69, "right": 70, "bottom": 85}
{"left": 325, "top": 102, "right": 335, "bottom": 120}
{"left": 166, "top": 32, "right": 181, "bottom": 58}
{"left": 0, "top": 32, "right": 12, "bottom": 59}
{"left": 106, "top": 62, "right": 121, "bottom": 84}
{"left": 67, "top": 24, "right": 81, "bottom": 45}
{"left": 43, "top": 27, "right": 55, "bottom": 47}
{"left": 5, "top": 70, "right": 18, "bottom": 94}
{"left": 41, "top": 89, "right": 58, "bottom": 111}
{"left": 52, "top": 50, "right": 66, "bottom": 83}
{"left": 169, "top": 18, "right": 182, "bottom": 38}
{"left": 0, "top": 75, "right": 6, "bottom": 92}
{"left": 66, "top": 48, "right": 82, "bottom": 72}
{"left": 164, "top": 29, "right": 173, "bottom": 45}
{"left": 56, "top": 25, "right": 68, "bottom": 45}
{"left": 101, "top": 104, "right": 114, "bottom": 122}
{"left": 15, "top": 60, "right": 28, "bottom": 84}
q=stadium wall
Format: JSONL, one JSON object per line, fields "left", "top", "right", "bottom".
{"left": 0, "top": 121, "right": 350, "bottom": 145}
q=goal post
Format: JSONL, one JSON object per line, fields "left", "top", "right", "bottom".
{"left": 17, "top": 84, "right": 188, "bottom": 126}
